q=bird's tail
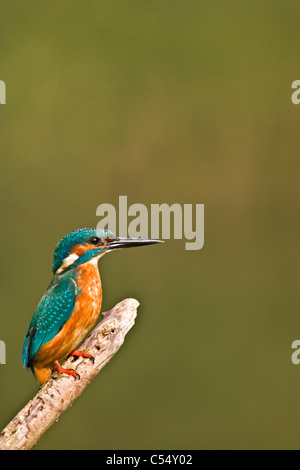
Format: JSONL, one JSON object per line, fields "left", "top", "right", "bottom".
{"left": 32, "top": 365, "right": 52, "bottom": 385}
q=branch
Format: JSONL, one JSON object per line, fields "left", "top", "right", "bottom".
{"left": 0, "top": 298, "right": 139, "bottom": 450}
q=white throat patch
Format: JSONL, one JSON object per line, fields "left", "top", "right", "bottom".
{"left": 56, "top": 253, "right": 79, "bottom": 274}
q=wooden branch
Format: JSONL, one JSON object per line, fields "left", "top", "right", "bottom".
{"left": 0, "top": 298, "right": 139, "bottom": 450}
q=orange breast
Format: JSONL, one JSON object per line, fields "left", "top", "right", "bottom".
{"left": 33, "top": 261, "right": 102, "bottom": 368}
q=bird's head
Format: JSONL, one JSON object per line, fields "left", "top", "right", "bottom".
{"left": 53, "top": 228, "right": 162, "bottom": 275}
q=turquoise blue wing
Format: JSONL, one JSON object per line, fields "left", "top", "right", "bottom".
{"left": 22, "top": 276, "right": 77, "bottom": 367}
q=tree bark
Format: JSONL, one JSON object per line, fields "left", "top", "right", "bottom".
{"left": 0, "top": 298, "right": 139, "bottom": 450}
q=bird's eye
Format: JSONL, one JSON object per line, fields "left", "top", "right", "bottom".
{"left": 89, "top": 236, "right": 100, "bottom": 245}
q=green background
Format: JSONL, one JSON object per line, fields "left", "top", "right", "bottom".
{"left": 0, "top": 0, "right": 299, "bottom": 450}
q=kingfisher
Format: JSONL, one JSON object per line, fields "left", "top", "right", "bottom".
{"left": 22, "top": 228, "right": 162, "bottom": 385}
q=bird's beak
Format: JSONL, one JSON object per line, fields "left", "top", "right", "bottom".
{"left": 106, "top": 237, "right": 164, "bottom": 251}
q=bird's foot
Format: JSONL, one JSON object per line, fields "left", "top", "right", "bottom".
{"left": 68, "top": 349, "right": 95, "bottom": 364}
{"left": 54, "top": 360, "right": 80, "bottom": 381}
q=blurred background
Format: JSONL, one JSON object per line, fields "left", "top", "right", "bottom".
{"left": 0, "top": 0, "right": 299, "bottom": 450}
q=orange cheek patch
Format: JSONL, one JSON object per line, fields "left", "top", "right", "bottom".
{"left": 71, "top": 243, "right": 99, "bottom": 256}
{"left": 56, "top": 244, "right": 97, "bottom": 274}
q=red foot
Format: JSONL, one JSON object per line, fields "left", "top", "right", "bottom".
{"left": 54, "top": 360, "right": 80, "bottom": 381}
{"left": 68, "top": 349, "right": 95, "bottom": 363}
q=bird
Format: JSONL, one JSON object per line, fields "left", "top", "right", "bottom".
{"left": 22, "top": 228, "right": 162, "bottom": 385}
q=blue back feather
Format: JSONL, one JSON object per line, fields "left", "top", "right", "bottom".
{"left": 22, "top": 274, "right": 77, "bottom": 367}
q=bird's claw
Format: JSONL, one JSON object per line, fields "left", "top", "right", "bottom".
{"left": 68, "top": 349, "right": 95, "bottom": 364}
{"left": 54, "top": 360, "right": 80, "bottom": 381}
